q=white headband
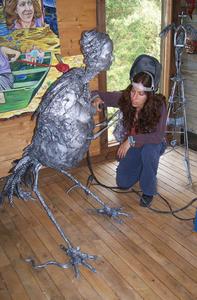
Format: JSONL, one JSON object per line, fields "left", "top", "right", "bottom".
{"left": 132, "top": 82, "right": 153, "bottom": 92}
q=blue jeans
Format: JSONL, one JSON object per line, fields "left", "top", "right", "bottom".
{"left": 116, "top": 142, "right": 166, "bottom": 196}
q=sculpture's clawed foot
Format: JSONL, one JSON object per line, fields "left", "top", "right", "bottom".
{"left": 26, "top": 245, "right": 98, "bottom": 278}
{"left": 61, "top": 170, "right": 131, "bottom": 223}
{"left": 89, "top": 206, "right": 131, "bottom": 223}
{"left": 61, "top": 245, "right": 98, "bottom": 277}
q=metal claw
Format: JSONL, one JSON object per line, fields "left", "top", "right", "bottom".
{"left": 88, "top": 206, "right": 131, "bottom": 223}
{"left": 26, "top": 244, "right": 98, "bottom": 278}
{"left": 82, "top": 261, "right": 97, "bottom": 273}
{"left": 63, "top": 245, "right": 97, "bottom": 277}
{"left": 25, "top": 257, "right": 72, "bottom": 269}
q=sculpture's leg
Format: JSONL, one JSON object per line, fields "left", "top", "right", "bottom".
{"left": 26, "top": 164, "right": 97, "bottom": 278}
{"left": 61, "top": 169, "right": 131, "bottom": 223}
{"left": 181, "top": 80, "right": 192, "bottom": 185}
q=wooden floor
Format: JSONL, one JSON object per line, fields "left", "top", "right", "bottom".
{"left": 0, "top": 148, "right": 197, "bottom": 300}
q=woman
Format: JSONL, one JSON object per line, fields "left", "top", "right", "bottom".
{"left": 4, "top": 0, "right": 44, "bottom": 29}
{"left": 0, "top": 46, "right": 20, "bottom": 93}
{"left": 92, "top": 61, "right": 167, "bottom": 207}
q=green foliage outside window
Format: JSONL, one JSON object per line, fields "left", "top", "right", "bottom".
{"left": 106, "top": 0, "right": 161, "bottom": 91}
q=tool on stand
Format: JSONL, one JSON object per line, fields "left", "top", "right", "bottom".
{"left": 160, "top": 12, "right": 195, "bottom": 184}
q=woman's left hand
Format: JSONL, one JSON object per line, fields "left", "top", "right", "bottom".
{"left": 91, "top": 97, "right": 104, "bottom": 112}
{"left": 117, "top": 139, "right": 130, "bottom": 159}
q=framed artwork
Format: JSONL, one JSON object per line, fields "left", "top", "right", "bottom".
{"left": 0, "top": 0, "right": 67, "bottom": 119}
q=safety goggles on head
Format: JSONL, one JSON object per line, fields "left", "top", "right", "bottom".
{"left": 130, "top": 54, "right": 162, "bottom": 92}
{"left": 132, "top": 71, "right": 155, "bottom": 92}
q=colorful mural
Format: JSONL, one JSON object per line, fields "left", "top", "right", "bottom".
{"left": 0, "top": 0, "right": 82, "bottom": 119}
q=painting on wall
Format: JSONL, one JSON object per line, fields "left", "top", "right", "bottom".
{"left": 3, "top": 0, "right": 45, "bottom": 30}
{"left": 0, "top": 0, "right": 78, "bottom": 120}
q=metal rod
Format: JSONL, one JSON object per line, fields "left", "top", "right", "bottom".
{"left": 60, "top": 169, "right": 108, "bottom": 207}
{"left": 33, "top": 164, "right": 73, "bottom": 249}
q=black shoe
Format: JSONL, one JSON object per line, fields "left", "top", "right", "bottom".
{"left": 140, "top": 194, "right": 153, "bottom": 207}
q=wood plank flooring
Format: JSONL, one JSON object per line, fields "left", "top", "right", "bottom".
{"left": 0, "top": 148, "right": 197, "bottom": 300}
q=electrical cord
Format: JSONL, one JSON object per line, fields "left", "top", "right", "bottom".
{"left": 86, "top": 150, "right": 197, "bottom": 222}
{"left": 86, "top": 151, "right": 141, "bottom": 194}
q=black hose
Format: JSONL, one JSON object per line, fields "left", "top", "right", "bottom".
{"left": 86, "top": 150, "right": 197, "bottom": 222}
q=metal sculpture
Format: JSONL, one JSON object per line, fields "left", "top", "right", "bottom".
{"left": 0, "top": 29, "right": 129, "bottom": 278}
{"left": 160, "top": 12, "right": 197, "bottom": 184}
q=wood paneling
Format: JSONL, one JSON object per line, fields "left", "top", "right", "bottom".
{"left": 181, "top": 16, "right": 197, "bottom": 146}
{"left": 173, "top": 1, "right": 197, "bottom": 147}
{"left": 0, "top": 114, "right": 36, "bottom": 176}
{"left": 56, "top": 0, "right": 96, "bottom": 56}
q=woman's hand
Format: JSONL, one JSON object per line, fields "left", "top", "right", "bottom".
{"left": 91, "top": 97, "right": 104, "bottom": 112}
{"left": 117, "top": 139, "right": 130, "bottom": 159}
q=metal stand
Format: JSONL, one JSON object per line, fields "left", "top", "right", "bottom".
{"left": 161, "top": 12, "right": 192, "bottom": 184}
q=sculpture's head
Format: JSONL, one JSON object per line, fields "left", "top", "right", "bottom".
{"left": 80, "top": 29, "right": 113, "bottom": 73}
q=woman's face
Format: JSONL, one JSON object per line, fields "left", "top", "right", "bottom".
{"left": 130, "top": 85, "right": 148, "bottom": 110}
{"left": 16, "top": 0, "right": 34, "bottom": 25}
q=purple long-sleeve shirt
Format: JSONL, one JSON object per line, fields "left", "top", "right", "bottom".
{"left": 91, "top": 90, "right": 167, "bottom": 145}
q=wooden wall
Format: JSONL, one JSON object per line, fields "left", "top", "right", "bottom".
{"left": 161, "top": 0, "right": 197, "bottom": 150}
{"left": 0, "top": 0, "right": 100, "bottom": 178}
{"left": 0, "top": 115, "right": 36, "bottom": 177}
{"left": 182, "top": 47, "right": 197, "bottom": 150}
{"left": 56, "top": 0, "right": 96, "bottom": 56}
{"left": 181, "top": 7, "right": 197, "bottom": 150}
{"left": 174, "top": 1, "right": 197, "bottom": 150}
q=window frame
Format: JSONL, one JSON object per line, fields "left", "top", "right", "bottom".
{"left": 96, "top": 0, "right": 174, "bottom": 154}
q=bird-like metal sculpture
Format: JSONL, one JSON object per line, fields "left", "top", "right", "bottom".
{"left": 0, "top": 29, "right": 129, "bottom": 277}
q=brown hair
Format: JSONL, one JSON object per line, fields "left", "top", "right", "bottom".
{"left": 4, "top": 0, "right": 43, "bottom": 29}
{"left": 118, "top": 72, "right": 166, "bottom": 134}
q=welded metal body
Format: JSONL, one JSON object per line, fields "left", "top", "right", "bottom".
{"left": 0, "top": 30, "right": 129, "bottom": 277}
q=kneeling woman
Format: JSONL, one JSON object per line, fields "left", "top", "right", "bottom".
{"left": 92, "top": 68, "right": 167, "bottom": 207}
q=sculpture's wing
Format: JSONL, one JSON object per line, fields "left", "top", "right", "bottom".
{"left": 33, "top": 68, "right": 83, "bottom": 119}
{"left": 159, "top": 23, "right": 175, "bottom": 38}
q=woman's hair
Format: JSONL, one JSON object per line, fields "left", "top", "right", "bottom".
{"left": 118, "top": 72, "right": 166, "bottom": 134}
{"left": 4, "top": 0, "right": 43, "bottom": 29}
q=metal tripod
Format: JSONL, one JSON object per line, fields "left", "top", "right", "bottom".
{"left": 161, "top": 12, "right": 192, "bottom": 184}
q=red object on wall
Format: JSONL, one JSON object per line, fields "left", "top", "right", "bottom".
{"left": 55, "top": 63, "right": 70, "bottom": 73}
{"left": 18, "top": 60, "right": 70, "bottom": 73}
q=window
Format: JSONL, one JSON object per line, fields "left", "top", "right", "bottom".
{"left": 105, "top": 0, "right": 162, "bottom": 143}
